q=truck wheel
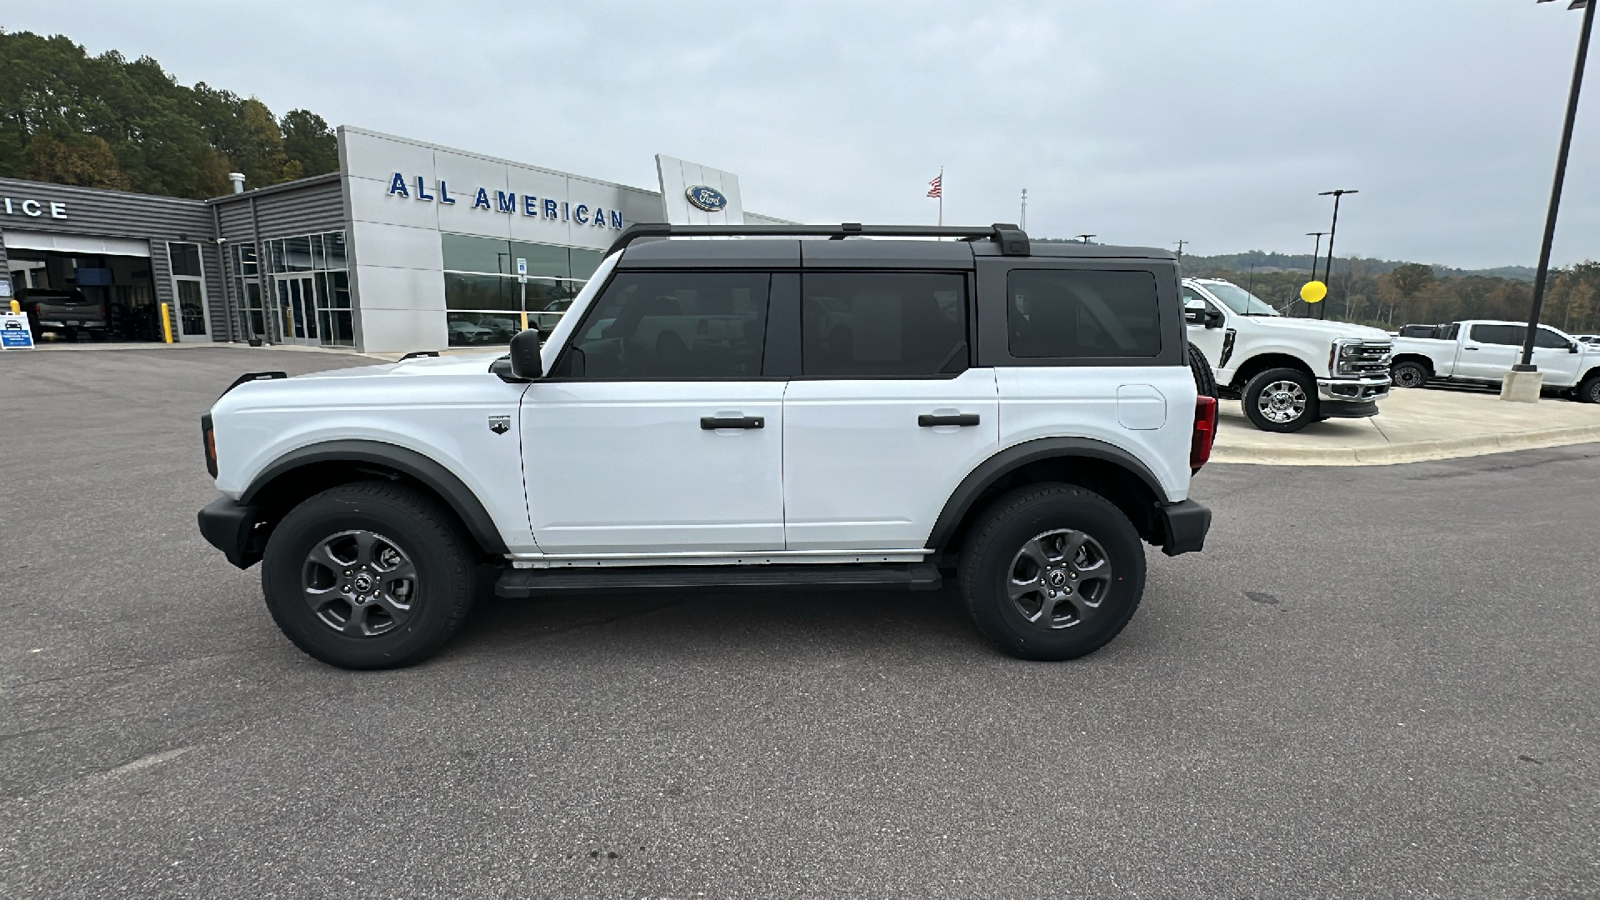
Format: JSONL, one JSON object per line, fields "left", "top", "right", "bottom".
{"left": 1188, "top": 344, "right": 1218, "bottom": 399}
{"left": 261, "top": 482, "right": 478, "bottom": 669}
{"left": 958, "top": 484, "right": 1146, "bottom": 661}
{"left": 1242, "top": 368, "right": 1319, "bottom": 433}
{"left": 1392, "top": 361, "right": 1429, "bottom": 389}
{"left": 1578, "top": 373, "right": 1600, "bottom": 405}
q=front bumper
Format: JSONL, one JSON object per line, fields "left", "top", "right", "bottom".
{"left": 1156, "top": 499, "right": 1211, "bottom": 557}
{"left": 198, "top": 496, "right": 265, "bottom": 569}
{"left": 1317, "top": 376, "right": 1390, "bottom": 404}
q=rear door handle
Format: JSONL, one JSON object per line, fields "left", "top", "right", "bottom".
{"left": 918, "top": 413, "right": 981, "bottom": 427}
{"left": 701, "top": 415, "right": 764, "bottom": 430}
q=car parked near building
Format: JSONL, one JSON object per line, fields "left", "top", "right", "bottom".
{"left": 1390, "top": 320, "right": 1600, "bottom": 402}
{"left": 1181, "top": 278, "right": 1393, "bottom": 432}
{"left": 18, "top": 288, "right": 107, "bottom": 342}
{"left": 197, "top": 223, "right": 1215, "bottom": 670}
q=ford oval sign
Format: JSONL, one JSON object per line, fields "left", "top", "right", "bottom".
{"left": 685, "top": 185, "right": 728, "bottom": 212}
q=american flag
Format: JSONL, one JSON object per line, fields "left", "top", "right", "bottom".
{"left": 926, "top": 174, "right": 942, "bottom": 198}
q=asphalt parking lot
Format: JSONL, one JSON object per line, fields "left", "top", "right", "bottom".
{"left": 2, "top": 347, "right": 1597, "bottom": 899}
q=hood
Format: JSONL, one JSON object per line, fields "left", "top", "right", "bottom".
{"left": 1244, "top": 316, "right": 1392, "bottom": 342}
{"left": 287, "top": 352, "right": 505, "bottom": 381}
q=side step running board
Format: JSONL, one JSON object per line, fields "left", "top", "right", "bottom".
{"left": 496, "top": 562, "right": 942, "bottom": 598}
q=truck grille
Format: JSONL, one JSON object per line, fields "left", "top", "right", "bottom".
{"left": 1341, "top": 341, "right": 1392, "bottom": 377}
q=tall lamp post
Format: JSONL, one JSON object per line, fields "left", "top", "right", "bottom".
{"left": 1511, "top": 0, "right": 1595, "bottom": 401}
{"left": 1076, "top": 234, "right": 1097, "bottom": 244}
{"left": 1305, "top": 231, "right": 1328, "bottom": 317}
{"left": 1317, "top": 190, "right": 1358, "bottom": 320}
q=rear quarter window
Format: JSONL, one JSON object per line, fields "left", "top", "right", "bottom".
{"left": 1007, "top": 269, "right": 1162, "bottom": 358}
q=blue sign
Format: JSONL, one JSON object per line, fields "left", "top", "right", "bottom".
{"left": 1, "top": 314, "right": 35, "bottom": 350}
{"left": 685, "top": 185, "right": 728, "bottom": 212}
{"left": 385, "top": 173, "right": 624, "bottom": 230}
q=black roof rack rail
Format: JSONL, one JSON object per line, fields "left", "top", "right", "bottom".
{"left": 605, "top": 222, "right": 1030, "bottom": 257}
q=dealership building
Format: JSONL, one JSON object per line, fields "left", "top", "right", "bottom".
{"left": 0, "top": 127, "right": 782, "bottom": 352}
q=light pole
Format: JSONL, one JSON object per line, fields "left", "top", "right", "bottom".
{"left": 1318, "top": 190, "right": 1358, "bottom": 320}
{"left": 1174, "top": 239, "right": 1187, "bottom": 260}
{"left": 1305, "top": 231, "right": 1328, "bottom": 318}
{"left": 1076, "top": 234, "right": 1097, "bottom": 244}
{"left": 1514, "top": 0, "right": 1595, "bottom": 388}
{"left": 1020, "top": 188, "right": 1027, "bottom": 230}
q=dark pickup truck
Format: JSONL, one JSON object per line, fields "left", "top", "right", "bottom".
{"left": 19, "top": 289, "right": 107, "bottom": 341}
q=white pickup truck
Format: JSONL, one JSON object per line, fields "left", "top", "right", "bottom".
{"left": 1181, "top": 278, "right": 1393, "bottom": 432}
{"left": 1389, "top": 320, "right": 1600, "bottom": 403}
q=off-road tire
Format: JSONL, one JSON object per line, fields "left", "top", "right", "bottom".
{"left": 959, "top": 484, "right": 1146, "bottom": 661}
{"left": 1392, "top": 360, "right": 1429, "bottom": 389}
{"left": 1578, "top": 373, "right": 1600, "bottom": 405}
{"left": 1242, "top": 367, "right": 1320, "bottom": 433}
{"left": 261, "top": 482, "right": 478, "bottom": 669}
{"left": 1188, "top": 344, "right": 1218, "bottom": 399}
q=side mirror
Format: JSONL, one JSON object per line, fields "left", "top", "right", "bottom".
{"left": 508, "top": 327, "right": 544, "bottom": 379}
{"left": 1203, "top": 308, "right": 1225, "bottom": 329}
{"left": 1571, "top": 343, "right": 1580, "bottom": 354}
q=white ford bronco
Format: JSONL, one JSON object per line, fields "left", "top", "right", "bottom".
{"left": 1182, "top": 278, "right": 1393, "bottom": 432}
{"left": 198, "top": 224, "right": 1215, "bottom": 669}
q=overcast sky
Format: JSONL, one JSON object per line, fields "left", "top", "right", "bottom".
{"left": 11, "top": 1, "right": 1600, "bottom": 269}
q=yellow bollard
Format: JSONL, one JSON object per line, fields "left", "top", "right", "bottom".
{"left": 519, "top": 311, "right": 529, "bottom": 332}
{"left": 160, "top": 302, "right": 174, "bottom": 343}
{"left": 8, "top": 299, "right": 18, "bottom": 314}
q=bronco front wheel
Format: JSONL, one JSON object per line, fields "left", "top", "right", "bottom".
{"left": 261, "top": 482, "right": 477, "bottom": 669}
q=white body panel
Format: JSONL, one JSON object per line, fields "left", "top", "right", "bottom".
{"left": 210, "top": 354, "right": 538, "bottom": 553}
{"left": 996, "top": 366, "right": 1194, "bottom": 503}
{"left": 782, "top": 369, "right": 999, "bottom": 550}
{"left": 1392, "top": 320, "right": 1598, "bottom": 388}
{"left": 520, "top": 380, "right": 785, "bottom": 553}
{"left": 1182, "top": 279, "right": 1390, "bottom": 387}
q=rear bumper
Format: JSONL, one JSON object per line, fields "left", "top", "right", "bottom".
{"left": 1156, "top": 499, "right": 1211, "bottom": 557}
{"left": 197, "top": 496, "right": 265, "bottom": 569}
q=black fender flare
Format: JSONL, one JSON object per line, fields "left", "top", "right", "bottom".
{"left": 924, "top": 437, "right": 1173, "bottom": 551}
{"left": 241, "top": 439, "right": 509, "bottom": 556}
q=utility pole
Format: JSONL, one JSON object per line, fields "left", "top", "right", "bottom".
{"left": 1305, "top": 232, "right": 1328, "bottom": 318}
{"left": 1076, "top": 234, "right": 1097, "bottom": 244}
{"left": 1020, "top": 188, "right": 1027, "bottom": 231}
{"left": 1515, "top": 0, "right": 1596, "bottom": 389}
{"left": 1174, "top": 239, "right": 1187, "bottom": 260}
{"left": 1318, "top": 190, "right": 1358, "bottom": 320}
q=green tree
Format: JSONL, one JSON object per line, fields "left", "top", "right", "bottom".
{"left": 23, "top": 131, "right": 131, "bottom": 189}
{"left": 281, "top": 109, "right": 338, "bottom": 176}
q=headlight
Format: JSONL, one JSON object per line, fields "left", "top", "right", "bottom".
{"left": 1338, "top": 342, "right": 1363, "bottom": 357}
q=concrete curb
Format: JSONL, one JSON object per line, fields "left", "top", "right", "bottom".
{"left": 1213, "top": 424, "right": 1600, "bottom": 466}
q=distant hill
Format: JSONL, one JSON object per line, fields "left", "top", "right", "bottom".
{"left": 1032, "top": 239, "right": 1537, "bottom": 282}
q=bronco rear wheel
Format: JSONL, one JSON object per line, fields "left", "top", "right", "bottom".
{"left": 959, "top": 484, "right": 1146, "bottom": 661}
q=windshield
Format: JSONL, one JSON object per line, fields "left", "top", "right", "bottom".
{"left": 1202, "top": 282, "right": 1279, "bottom": 316}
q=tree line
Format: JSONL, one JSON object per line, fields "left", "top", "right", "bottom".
{"left": 0, "top": 30, "right": 337, "bottom": 199}
{"left": 1181, "top": 257, "right": 1600, "bottom": 336}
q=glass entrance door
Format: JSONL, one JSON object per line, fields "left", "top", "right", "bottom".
{"left": 275, "top": 275, "right": 319, "bottom": 344}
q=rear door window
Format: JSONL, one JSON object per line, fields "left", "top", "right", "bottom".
{"left": 558, "top": 271, "right": 769, "bottom": 378}
{"left": 800, "top": 272, "right": 968, "bottom": 377}
{"left": 1469, "top": 324, "right": 1524, "bottom": 346}
{"left": 1007, "top": 269, "right": 1162, "bottom": 358}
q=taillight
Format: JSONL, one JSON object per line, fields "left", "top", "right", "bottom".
{"left": 1190, "top": 396, "right": 1218, "bottom": 472}
{"left": 201, "top": 413, "right": 218, "bottom": 478}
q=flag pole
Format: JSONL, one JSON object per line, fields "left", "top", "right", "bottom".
{"left": 937, "top": 166, "right": 943, "bottom": 227}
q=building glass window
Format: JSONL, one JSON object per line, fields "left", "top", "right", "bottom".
{"left": 167, "top": 242, "right": 209, "bottom": 339}
{"left": 441, "top": 231, "right": 593, "bottom": 346}
{"left": 254, "top": 230, "right": 351, "bottom": 348}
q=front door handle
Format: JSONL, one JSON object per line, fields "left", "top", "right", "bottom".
{"left": 918, "top": 413, "right": 981, "bottom": 427}
{"left": 701, "top": 415, "right": 764, "bottom": 430}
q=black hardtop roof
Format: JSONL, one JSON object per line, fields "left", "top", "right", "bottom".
{"left": 610, "top": 222, "right": 1174, "bottom": 266}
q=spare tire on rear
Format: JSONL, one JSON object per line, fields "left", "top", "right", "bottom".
{"left": 1188, "top": 344, "right": 1218, "bottom": 399}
